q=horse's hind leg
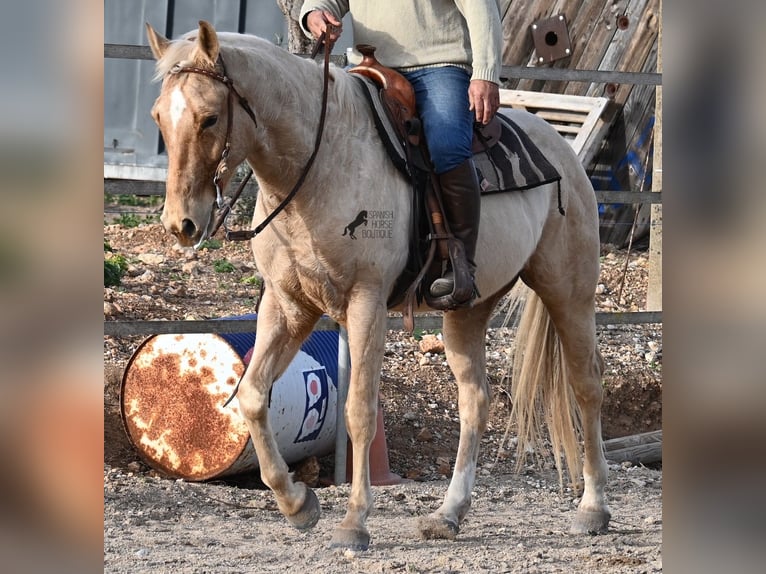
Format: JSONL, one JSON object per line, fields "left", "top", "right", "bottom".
{"left": 522, "top": 267, "right": 611, "bottom": 534}
{"left": 418, "top": 296, "right": 498, "bottom": 540}
{"left": 549, "top": 302, "right": 610, "bottom": 533}
{"left": 235, "top": 290, "right": 322, "bottom": 531}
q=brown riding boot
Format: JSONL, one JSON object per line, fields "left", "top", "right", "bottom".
{"left": 429, "top": 159, "right": 481, "bottom": 302}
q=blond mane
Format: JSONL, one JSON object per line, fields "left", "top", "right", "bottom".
{"left": 152, "top": 36, "right": 195, "bottom": 81}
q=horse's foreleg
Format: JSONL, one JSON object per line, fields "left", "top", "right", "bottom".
{"left": 236, "top": 292, "right": 321, "bottom": 530}
{"left": 329, "top": 293, "right": 387, "bottom": 551}
{"left": 418, "top": 303, "right": 494, "bottom": 540}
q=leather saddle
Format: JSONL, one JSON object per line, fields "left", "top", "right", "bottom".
{"left": 349, "top": 45, "right": 500, "bottom": 330}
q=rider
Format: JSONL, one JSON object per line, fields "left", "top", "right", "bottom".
{"left": 300, "top": 1, "right": 504, "bottom": 303}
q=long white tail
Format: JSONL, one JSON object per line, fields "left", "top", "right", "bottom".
{"left": 503, "top": 285, "right": 583, "bottom": 490}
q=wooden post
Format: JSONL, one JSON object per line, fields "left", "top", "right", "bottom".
{"left": 647, "top": 0, "right": 662, "bottom": 311}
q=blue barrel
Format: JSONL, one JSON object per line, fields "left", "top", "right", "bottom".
{"left": 121, "top": 314, "right": 342, "bottom": 480}
{"left": 220, "top": 314, "right": 340, "bottom": 386}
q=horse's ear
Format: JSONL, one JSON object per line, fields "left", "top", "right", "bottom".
{"left": 192, "top": 20, "right": 220, "bottom": 65}
{"left": 145, "top": 23, "right": 170, "bottom": 60}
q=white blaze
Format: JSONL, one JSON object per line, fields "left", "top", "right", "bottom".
{"left": 170, "top": 87, "right": 187, "bottom": 130}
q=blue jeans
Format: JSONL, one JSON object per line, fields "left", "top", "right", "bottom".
{"left": 401, "top": 66, "right": 473, "bottom": 175}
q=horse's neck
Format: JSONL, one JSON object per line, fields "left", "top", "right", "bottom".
{"left": 224, "top": 40, "right": 330, "bottom": 189}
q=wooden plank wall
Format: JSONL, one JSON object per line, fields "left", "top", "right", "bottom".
{"left": 501, "top": 0, "right": 661, "bottom": 246}
{"left": 502, "top": 0, "right": 659, "bottom": 102}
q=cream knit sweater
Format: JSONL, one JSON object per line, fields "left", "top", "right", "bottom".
{"left": 299, "top": 0, "right": 503, "bottom": 84}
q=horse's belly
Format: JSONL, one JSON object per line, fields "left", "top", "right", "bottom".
{"left": 473, "top": 190, "right": 551, "bottom": 295}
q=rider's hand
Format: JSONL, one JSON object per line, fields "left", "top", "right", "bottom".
{"left": 306, "top": 10, "right": 343, "bottom": 43}
{"left": 469, "top": 80, "right": 500, "bottom": 125}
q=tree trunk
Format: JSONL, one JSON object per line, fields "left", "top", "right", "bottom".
{"left": 276, "top": 0, "right": 314, "bottom": 54}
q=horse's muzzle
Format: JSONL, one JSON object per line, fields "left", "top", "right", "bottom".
{"left": 161, "top": 214, "right": 199, "bottom": 247}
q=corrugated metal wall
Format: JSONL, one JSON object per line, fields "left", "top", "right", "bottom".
{"left": 104, "top": 1, "right": 352, "bottom": 169}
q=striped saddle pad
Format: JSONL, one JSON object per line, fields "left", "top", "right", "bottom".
{"left": 354, "top": 75, "right": 560, "bottom": 195}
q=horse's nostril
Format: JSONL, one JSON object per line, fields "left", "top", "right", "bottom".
{"left": 181, "top": 218, "right": 197, "bottom": 238}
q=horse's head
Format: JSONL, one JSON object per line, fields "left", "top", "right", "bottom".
{"left": 146, "top": 21, "right": 254, "bottom": 247}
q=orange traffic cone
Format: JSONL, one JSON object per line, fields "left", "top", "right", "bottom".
{"left": 345, "top": 398, "right": 407, "bottom": 486}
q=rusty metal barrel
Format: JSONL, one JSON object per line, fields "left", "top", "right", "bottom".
{"left": 120, "top": 314, "right": 340, "bottom": 481}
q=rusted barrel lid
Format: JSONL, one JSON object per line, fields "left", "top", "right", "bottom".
{"left": 120, "top": 333, "right": 249, "bottom": 480}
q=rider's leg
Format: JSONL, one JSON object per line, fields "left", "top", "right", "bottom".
{"left": 429, "top": 159, "right": 481, "bottom": 299}
{"left": 402, "top": 66, "right": 480, "bottom": 302}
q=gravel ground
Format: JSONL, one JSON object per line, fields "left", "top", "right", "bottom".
{"left": 104, "top": 221, "right": 662, "bottom": 572}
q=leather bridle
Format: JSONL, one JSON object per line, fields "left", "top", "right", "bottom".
{"left": 167, "top": 29, "right": 335, "bottom": 248}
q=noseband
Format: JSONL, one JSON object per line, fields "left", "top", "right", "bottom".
{"left": 168, "top": 30, "right": 335, "bottom": 248}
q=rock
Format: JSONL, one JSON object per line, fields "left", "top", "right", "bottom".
{"left": 104, "top": 301, "right": 122, "bottom": 316}
{"left": 419, "top": 334, "right": 444, "bottom": 355}
{"left": 135, "top": 270, "right": 156, "bottom": 283}
{"left": 125, "top": 264, "right": 143, "bottom": 277}
{"left": 173, "top": 243, "right": 196, "bottom": 258}
{"left": 416, "top": 428, "right": 433, "bottom": 442}
{"left": 138, "top": 253, "right": 166, "bottom": 265}
{"left": 644, "top": 515, "right": 661, "bottom": 525}
{"left": 182, "top": 261, "right": 202, "bottom": 275}
{"left": 292, "top": 456, "right": 320, "bottom": 487}
{"left": 166, "top": 284, "right": 186, "bottom": 296}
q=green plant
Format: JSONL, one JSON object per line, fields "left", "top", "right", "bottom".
{"left": 213, "top": 259, "right": 235, "bottom": 273}
{"left": 199, "top": 238, "right": 223, "bottom": 250}
{"left": 240, "top": 275, "right": 262, "bottom": 287}
{"left": 112, "top": 213, "right": 159, "bottom": 228}
{"left": 114, "top": 213, "right": 142, "bottom": 228}
{"left": 117, "top": 194, "right": 162, "bottom": 208}
{"left": 412, "top": 328, "right": 441, "bottom": 341}
{"left": 104, "top": 241, "right": 128, "bottom": 287}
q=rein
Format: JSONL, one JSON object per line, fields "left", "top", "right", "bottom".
{"left": 217, "top": 31, "right": 335, "bottom": 409}
{"left": 177, "top": 30, "right": 336, "bottom": 245}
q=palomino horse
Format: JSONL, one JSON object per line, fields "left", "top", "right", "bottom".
{"left": 146, "top": 21, "right": 610, "bottom": 550}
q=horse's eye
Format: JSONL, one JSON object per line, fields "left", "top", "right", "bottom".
{"left": 201, "top": 115, "right": 218, "bottom": 129}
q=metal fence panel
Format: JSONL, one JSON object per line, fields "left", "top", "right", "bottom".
{"left": 104, "top": 0, "right": 168, "bottom": 166}
{"left": 104, "top": 0, "right": 290, "bottom": 170}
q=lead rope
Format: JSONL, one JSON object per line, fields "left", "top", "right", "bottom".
{"left": 222, "top": 29, "right": 336, "bottom": 409}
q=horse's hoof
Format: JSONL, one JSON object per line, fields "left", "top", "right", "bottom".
{"left": 417, "top": 514, "right": 459, "bottom": 540}
{"left": 570, "top": 508, "right": 611, "bottom": 535}
{"left": 285, "top": 487, "right": 321, "bottom": 531}
{"left": 329, "top": 526, "right": 370, "bottom": 551}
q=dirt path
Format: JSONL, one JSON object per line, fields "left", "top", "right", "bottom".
{"left": 104, "top": 223, "right": 662, "bottom": 572}
{"left": 104, "top": 462, "right": 661, "bottom": 573}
